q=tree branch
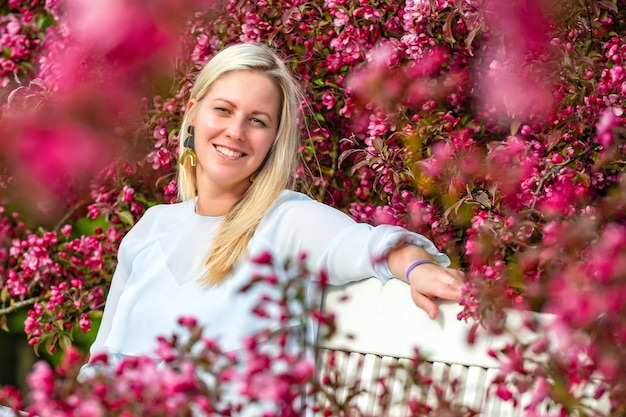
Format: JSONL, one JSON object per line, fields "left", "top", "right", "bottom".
{"left": 0, "top": 296, "right": 43, "bottom": 316}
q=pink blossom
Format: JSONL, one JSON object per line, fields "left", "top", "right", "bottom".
{"left": 321, "top": 93, "right": 336, "bottom": 109}
{"left": 177, "top": 316, "right": 198, "bottom": 328}
{"left": 27, "top": 361, "right": 55, "bottom": 396}
{"left": 74, "top": 399, "right": 104, "bottom": 417}
{"left": 121, "top": 186, "right": 135, "bottom": 203}
{"left": 78, "top": 314, "right": 92, "bottom": 333}
{"left": 251, "top": 251, "right": 273, "bottom": 265}
{"left": 372, "top": 206, "right": 399, "bottom": 225}
{"left": 293, "top": 358, "right": 315, "bottom": 381}
{"left": 332, "top": 8, "right": 350, "bottom": 27}
{"left": 495, "top": 385, "right": 514, "bottom": 401}
{"left": 595, "top": 107, "right": 622, "bottom": 147}
{"left": 12, "top": 122, "right": 114, "bottom": 199}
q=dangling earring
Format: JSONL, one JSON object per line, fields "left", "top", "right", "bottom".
{"left": 180, "top": 125, "right": 196, "bottom": 167}
{"left": 249, "top": 172, "right": 258, "bottom": 183}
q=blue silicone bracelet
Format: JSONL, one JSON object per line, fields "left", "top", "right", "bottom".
{"left": 405, "top": 259, "right": 435, "bottom": 281}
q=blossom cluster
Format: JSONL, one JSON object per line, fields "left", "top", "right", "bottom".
{"left": 0, "top": 0, "right": 625, "bottom": 415}
{"left": 0, "top": 206, "right": 119, "bottom": 354}
{"left": 0, "top": 1, "right": 53, "bottom": 91}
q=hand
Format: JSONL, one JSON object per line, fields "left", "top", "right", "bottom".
{"left": 407, "top": 262, "right": 465, "bottom": 319}
{"left": 386, "top": 242, "right": 466, "bottom": 319}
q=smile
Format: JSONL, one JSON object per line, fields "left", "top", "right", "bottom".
{"left": 215, "top": 145, "right": 245, "bottom": 158}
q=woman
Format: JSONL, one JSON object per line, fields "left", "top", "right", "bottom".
{"left": 82, "top": 42, "right": 464, "bottom": 375}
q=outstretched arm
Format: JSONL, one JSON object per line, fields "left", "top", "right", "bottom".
{"left": 387, "top": 243, "right": 465, "bottom": 320}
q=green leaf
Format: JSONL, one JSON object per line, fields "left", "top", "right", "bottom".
{"left": 134, "top": 194, "right": 158, "bottom": 208}
{"left": 59, "top": 334, "right": 73, "bottom": 352}
{"left": 350, "top": 158, "right": 371, "bottom": 176}
{"left": 443, "top": 197, "right": 467, "bottom": 221}
{"left": 313, "top": 113, "right": 326, "bottom": 122}
{"left": 168, "top": 128, "right": 180, "bottom": 140}
{"left": 578, "top": 173, "right": 591, "bottom": 187}
{"left": 510, "top": 121, "right": 521, "bottom": 136}
{"left": 34, "top": 333, "right": 51, "bottom": 357}
{"left": 474, "top": 191, "right": 492, "bottom": 208}
{"left": 597, "top": 0, "right": 618, "bottom": 12}
{"left": 73, "top": 216, "right": 110, "bottom": 237}
{"left": 372, "top": 137, "right": 384, "bottom": 151}
{"left": 20, "top": 61, "right": 33, "bottom": 72}
{"left": 587, "top": 50, "right": 603, "bottom": 59}
{"left": 460, "top": 113, "right": 473, "bottom": 126}
{"left": 545, "top": 129, "right": 563, "bottom": 151}
{"left": 118, "top": 210, "right": 135, "bottom": 226}
{"left": 89, "top": 310, "right": 103, "bottom": 320}
{"left": 464, "top": 22, "right": 484, "bottom": 53}
{"left": 37, "top": 14, "right": 56, "bottom": 30}
{"left": 442, "top": 10, "right": 458, "bottom": 44}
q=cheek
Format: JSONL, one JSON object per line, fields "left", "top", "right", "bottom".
{"left": 251, "top": 138, "right": 275, "bottom": 170}
{"left": 257, "top": 131, "right": 277, "bottom": 155}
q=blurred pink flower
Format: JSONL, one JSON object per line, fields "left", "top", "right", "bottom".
{"left": 476, "top": 0, "right": 557, "bottom": 122}
{"left": 15, "top": 122, "right": 113, "bottom": 196}
{"left": 595, "top": 107, "right": 622, "bottom": 147}
{"left": 478, "top": 59, "right": 555, "bottom": 121}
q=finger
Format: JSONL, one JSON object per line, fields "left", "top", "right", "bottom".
{"left": 437, "top": 269, "right": 465, "bottom": 300}
{"left": 410, "top": 290, "right": 438, "bottom": 320}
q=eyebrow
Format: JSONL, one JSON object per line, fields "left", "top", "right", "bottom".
{"left": 213, "top": 98, "right": 275, "bottom": 122}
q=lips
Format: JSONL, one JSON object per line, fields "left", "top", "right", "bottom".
{"left": 215, "top": 145, "right": 245, "bottom": 158}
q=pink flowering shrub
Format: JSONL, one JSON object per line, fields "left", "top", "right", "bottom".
{"left": 2, "top": 254, "right": 477, "bottom": 416}
{"left": 1, "top": 0, "right": 625, "bottom": 415}
{"left": 0, "top": 205, "right": 119, "bottom": 353}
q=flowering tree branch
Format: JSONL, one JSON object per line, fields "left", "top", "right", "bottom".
{"left": 529, "top": 143, "right": 601, "bottom": 210}
{"left": 0, "top": 296, "right": 43, "bottom": 317}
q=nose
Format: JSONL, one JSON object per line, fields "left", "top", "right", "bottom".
{"left": 225, "top": 118, "right": 245, "bottom": 141}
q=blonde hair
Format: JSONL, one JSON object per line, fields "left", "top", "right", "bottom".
{"left": 177, "top": 43, "right": 303, "bottom": 285}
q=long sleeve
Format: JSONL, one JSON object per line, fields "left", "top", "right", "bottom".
{"left": 258, "top": 191, "right": 450, "bottom": 285}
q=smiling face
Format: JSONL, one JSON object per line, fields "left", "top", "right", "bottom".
{"left": 188, "top": 70, "right": 282, "bottom": 202}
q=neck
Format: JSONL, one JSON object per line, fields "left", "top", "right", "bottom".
{"left": 195, "top": 193, "right": 240, "bottom": 216}
{"left": 195, "top": 182, "right": 252, "bottom": 216}
{"left": 195, "top": 175, "right": 252, "bottom": 216}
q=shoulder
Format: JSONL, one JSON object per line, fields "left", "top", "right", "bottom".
{"left": 135, "top": 200, "right": 193, "bottom": 227}
{"left": 139, "top": 200, "right": 191, "bottom": 223}
{"left": 122, "top": 200, "right": 193, "bottom": 245}
{"left": 262, "top": 190, "right": 354, "bottom": 226}
{"left": 275, "top": 189, "right": 315, "bottom": 206}
{"left": 270, "top": 190, "right": 326, "bottom": 215}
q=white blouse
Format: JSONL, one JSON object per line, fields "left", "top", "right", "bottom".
{"left": 85, "top": 190, "right": 450, "bottom": 367}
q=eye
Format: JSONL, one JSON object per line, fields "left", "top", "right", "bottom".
{"left": 214, "top": 107, "right": 230, "bottom": 114}
{"left": 250, "top": 117, "right": 268, "bottom": 127}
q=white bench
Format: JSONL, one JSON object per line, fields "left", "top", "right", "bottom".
{"left": 316, "top": 277, "right": 609, "bottom": 416}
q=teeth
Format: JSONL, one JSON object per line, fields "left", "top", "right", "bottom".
{"left": 216, "top": 145, "right": 243, "bottom": 157}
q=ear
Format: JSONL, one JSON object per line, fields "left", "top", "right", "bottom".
{"left": 186, "top": 99, "right": 198, "bottom": 122}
